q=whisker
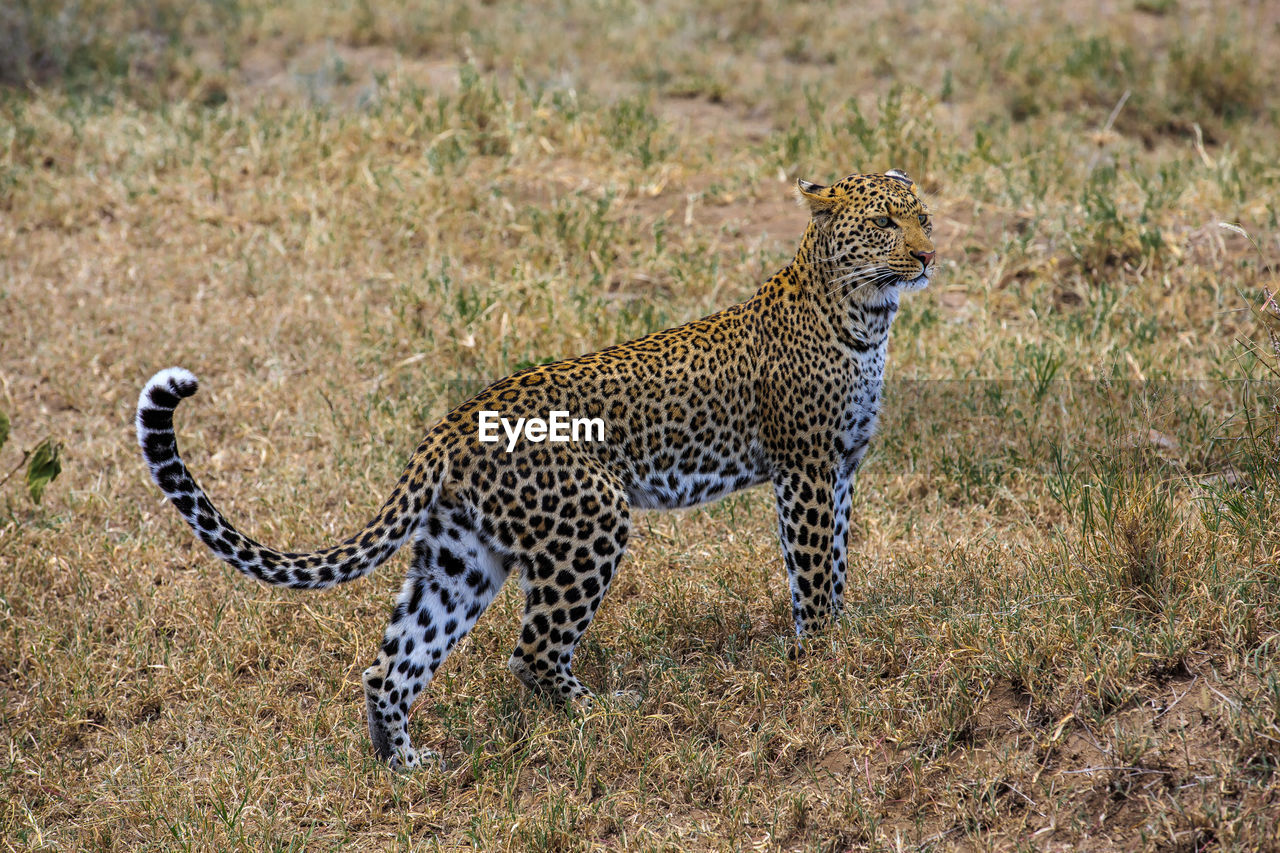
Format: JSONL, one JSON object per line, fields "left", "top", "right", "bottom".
{"left": 829, "top": 280, "right": 882, "bottom": 302}
{"left": 828, "top": 264, "right": 887, "bottom": 282}
{"left": 826, "top": 273, "right": 881, "bottom": 293}
{"left": 827, "top": 273, "right": 886, "bottom": 294}
{"left": 825, "top": 266, "right": 892, "bottom": 297}
{"left": 827, "top": 262, "right": 880, "bottom": 275}
{"left": 831, "top": 267, "right": 888, "bottom": 284}
{"left": 829, "top": 265, "right": 880, "bottom": 279}
{"left": 837, "top": 271, "right": 899, "bottom": 305}
{"left": 826, "top": 276, "right": 885, "bottom": 299}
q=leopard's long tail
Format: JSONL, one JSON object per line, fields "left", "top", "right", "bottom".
{"left": 135, "top": 367, "right": 447, "bottom": 590}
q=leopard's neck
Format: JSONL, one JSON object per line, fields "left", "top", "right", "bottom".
{"left": 789, "top": 230, "right": 900, "bottom": 357}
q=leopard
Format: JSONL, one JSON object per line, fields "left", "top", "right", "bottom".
{"left": 136, "top": 168, "right": 936, "bottom": 769}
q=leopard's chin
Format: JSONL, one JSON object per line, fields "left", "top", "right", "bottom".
{"left": 899, "top": 270, "right": 932, "bottom": 291}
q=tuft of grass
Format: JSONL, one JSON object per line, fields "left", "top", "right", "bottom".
{"left": 0, "top": 0, "right": 246, "bottom": 98}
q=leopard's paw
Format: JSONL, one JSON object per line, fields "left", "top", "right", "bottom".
{"left": 389, "top": 746, "right": 442, "bottom": 772}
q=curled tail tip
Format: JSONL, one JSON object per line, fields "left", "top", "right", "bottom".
{"left": 136, "top": 367, "right": 199, "bottom": 452}
{"left": 144, "top": 367, "right": 199, "bottom": 403}
{"left": 139, "top": 367, "right": 198, "bottom": 412}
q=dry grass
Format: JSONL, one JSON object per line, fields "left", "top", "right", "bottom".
{"left": 3, "top": 0, "right": 1280, "bottom": 849}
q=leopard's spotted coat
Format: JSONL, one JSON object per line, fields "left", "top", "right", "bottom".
{"left": 137, "top": 169, "right": 936, "bottom": 768}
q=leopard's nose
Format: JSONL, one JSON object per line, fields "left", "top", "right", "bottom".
{"left": 912, "top": 250, "right": 935, "bottom": 268}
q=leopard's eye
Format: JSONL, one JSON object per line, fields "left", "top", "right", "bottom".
{"left": 918, "top": 214, "right": 929, "bottom": 226}
{"left": 873, "top": 216, "right": 892, "bottom": 228}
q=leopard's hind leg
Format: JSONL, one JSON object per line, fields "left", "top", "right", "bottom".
{"left": 363, "top": 503, "right": 509, "bottom": 769}
{"left": 505, "top": 473, "right": 630, "bottom": 706}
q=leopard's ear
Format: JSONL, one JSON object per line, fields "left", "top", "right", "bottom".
{"left": 796, "top": 178, "right": 836, "bottom": 217}
{"left": 885, "top": 169, "right": 913, "bottom": 187}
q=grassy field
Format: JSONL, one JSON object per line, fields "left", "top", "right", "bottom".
{"left": 3, "top": 0, "right": 1280, "bottom": 849}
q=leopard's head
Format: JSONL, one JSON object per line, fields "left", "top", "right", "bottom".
{"left": 797, "top": 169, "right": 936, "bottom": 300}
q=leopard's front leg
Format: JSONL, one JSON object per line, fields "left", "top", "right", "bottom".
{"left": 828, "top": 470, "right": 854, "bottom": 615}
{"left": 772, "top": 465, "right": 844, "bottom": 636}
